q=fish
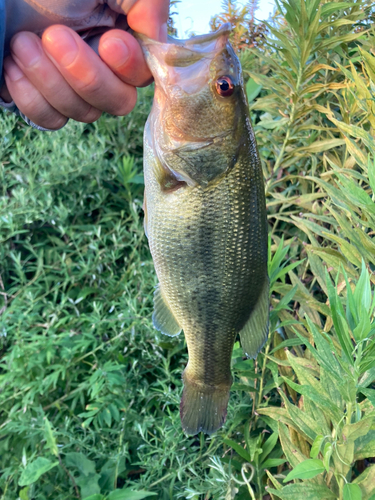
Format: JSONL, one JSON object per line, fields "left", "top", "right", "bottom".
{"left": 137, "top": 23, "right": 269, "bottom": 435}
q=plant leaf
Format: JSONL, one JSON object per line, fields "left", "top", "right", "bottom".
{"left": 268, "top": 483, "right": 335, "bottom": 499}
{"left": 360, "top": 389, "right": 375, "bottom": 407}
{"left": 283, "top": 459, "right": 325, "bottom": 483}
{"left": 323, "top": 442, "right": 333, "bottom": 473}
{"left": 260, "top": 432, "right": 279, "bottom": 463}
{"left": 222, "top": 439, "right": 250, "bottom": 462}
{"left": 65, "top": 452, "right": 96, "bottom": 476}
{"left": 246, "top": 78, "right": 262, "bottom": 102}
{"left": 77, "top": 473, "right": 101, "bottom": 498}
{"left": 107, "top": 490, "right": 157, "bottom": 500}
{"left": 354, "top": 431, "right": 375, "bottom": 460}
{"left": 353, "top": 465, "right": 375, "bottom": 499}
{"left": 44, "top": 417, "right": 58, "bottom": 457}
{"left": 278, "top": 422, "right": 309, "bottom": 469}
{"left": 342, "top": 417, "right": 373, "bottom": 442}
{"left": 310, "top": 435, "right": 325, "bottom": 459}
{"left": 343, "top": 483, "right": 362, "bottom": 500}
{"left": 19, "top": 457, "right": 59, "bottom": 487}
{"left": 262, "top": 458, "right": 287, "bottom": 468}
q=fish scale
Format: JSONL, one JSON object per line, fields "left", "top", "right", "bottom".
{"left": 138, "top": 23, "right": 269, "bottom": 435}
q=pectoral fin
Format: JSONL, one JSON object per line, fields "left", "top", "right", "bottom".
{"left": 143, "top": 189, "right": 148, "bottom": 239}
{"left": 152, "top": 285, "right": 182, "bottom": 336}
{"left": 239, "top": 279, "right": 270, "bottom": 358}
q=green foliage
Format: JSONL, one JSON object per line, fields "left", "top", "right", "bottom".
{"left": 263, "top": 267, "right": 375, "bottom": 499}
{"left": 0, "top": 89, "right": 295, "bottom": 500}
{"left": 210, "top": 1, "right": 268, "bottom": 52}
{"left": 245, "top": 0, "right": 375, "bottom": 497}
{"left": 1, "top": 0, "right": 375, "bottom": 499}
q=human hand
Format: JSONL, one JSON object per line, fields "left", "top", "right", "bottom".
{"left": 0, "top": 0, "right": 169, "bottom": 129}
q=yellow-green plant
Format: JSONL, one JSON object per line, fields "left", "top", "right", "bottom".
{"left": 260, "top": 263, "right": 375, "bottom": 500}
{"left": 220, "top": 1, "right": 375, "bottom": 499}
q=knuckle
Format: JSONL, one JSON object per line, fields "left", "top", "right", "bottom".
{"left": 22, "top": 105, "right": 67, "bottom": 130}
{"left": 30, "top": 108, "right": 67, "bottom": 130}
{"left": 16, "top": 92, "right": 67, "bottom": 130}
{"left": 17, "top": 90, "right": 44, "bottom": 117}
{"left": 77, "top": 106, "right": 102, "bottom": 123}
{"left": 138, "top": 76, "right": 153, "bottom": 88}
{"left": 44, "top": 117, "right": 69, "bottom": 130}
{"left": 75, "top": 70, "right": 103, "bottom": 96}
{"left": 114, "top": 89, "right": 137, "bottom": 116}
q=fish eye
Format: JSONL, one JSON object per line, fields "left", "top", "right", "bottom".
{"left": 215, "top": 76, "right": 235, "bottom": 97}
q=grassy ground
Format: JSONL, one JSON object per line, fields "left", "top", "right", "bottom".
{"left": 0, "top": 88, "right": 261, "bottom": 499}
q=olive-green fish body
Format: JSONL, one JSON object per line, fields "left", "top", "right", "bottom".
{"left": 139, "top": 24, "right": 269, "bottom": 435}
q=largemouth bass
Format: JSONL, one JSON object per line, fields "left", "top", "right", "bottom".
{"left": 138, "top": 24, "right": 269, "bottom": 435}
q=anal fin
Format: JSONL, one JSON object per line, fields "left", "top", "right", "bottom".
{"left": 240, "top": 278, "right": 270, "bottom": 358}
{"left": 152, "top": 285, "right": 181, "bottom": 337}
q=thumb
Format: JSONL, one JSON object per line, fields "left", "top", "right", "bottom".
{"left": 105, "top": 1, "right": 169, "bottom": 41}
{"left": 126, "top": 0, "right": 170, "bottom": 41}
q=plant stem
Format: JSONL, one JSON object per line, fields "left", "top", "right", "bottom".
{"left": 346, "top": 402, "right": 353, "bottom": 426}
{"left": 0, "top": 475, "right": 12, "bottom": 500}
{"left": 114, "top": 416, "right": 128, "bottom": 489}
{"left": 273, "top": 69, "right": 302, "bottom": 173}
{"left": 57, "top": 454, "right": 80, "bottom": 499}
{"left": 149, "top": 472, "right": 173, "bottom": 488}
{"left": 254, "top": 341, "right": 271, "bottom": 429}
{"left": 338, "top": 475, "right": 344, "bottom": 500}
{"left": 257, "top": 465, "right": 262, "bottom": 500}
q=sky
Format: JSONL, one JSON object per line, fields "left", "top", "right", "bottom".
{"left": 173, "top": 0, "right": 276, "bottom": 38}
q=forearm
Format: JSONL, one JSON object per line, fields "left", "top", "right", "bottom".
{"left": 0, "top": 0, "right": 53, "bottom": 131}
{"left": 0, "top": 0, "right": 5, "bottom": 84}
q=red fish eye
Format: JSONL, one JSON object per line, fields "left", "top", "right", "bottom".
{"left": 215, "top": 76, "right": 234, "bottom": 97}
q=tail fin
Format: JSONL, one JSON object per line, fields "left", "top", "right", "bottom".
{"left": 180, "top": 374, "right": 231, "bottom": 435}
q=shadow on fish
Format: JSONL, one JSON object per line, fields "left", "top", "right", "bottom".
{"left": 136, "top": 23, "right": 269, "bottom": 436}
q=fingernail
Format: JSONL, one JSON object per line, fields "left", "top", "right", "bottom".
{"left": 43, "top": 28, "right": 79, "bottom": 67}
{"left": 159, "top": 23, "right": 168, "bottom": 42}
{"left": 100, "top": 37, "right": 130, "bottom": 70}
{"left": 4, "top": 58, "right": 24, "bottom": 82}
{"left": 11, "top": 33, "right": 42, "bottom": 68}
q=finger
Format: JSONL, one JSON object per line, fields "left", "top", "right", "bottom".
{"left": 3, "top": 56, "right": 68, "bottom": 130}
{"left": 127, "top": 0, "right": 170, "bottom": 41}
{"left": 10, "top": 32, "right": 102, "bottom": 124}
{"left": 99, "top": 30, "right": 152, "bottom": 87}
{"left": 42, "top": 26, "right": 137, "bottom": 116}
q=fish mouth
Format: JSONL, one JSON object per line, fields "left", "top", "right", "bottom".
{"left": 136, "top": 24, "right": 231, "bottom": 94}
{"left": 166, "top": 22, "right": 231, "bottom": 46}
{"left": 136, "top": 23, "right": 231, "bottom": 61}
